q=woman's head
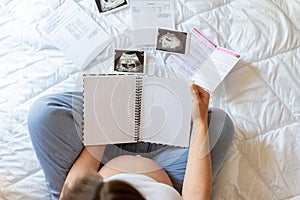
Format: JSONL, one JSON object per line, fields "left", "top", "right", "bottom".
{"left": 60, "top": 172, "right": 145, "bottom": 200}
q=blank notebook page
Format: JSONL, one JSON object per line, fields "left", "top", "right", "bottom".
{"left": 83, "top": 75, "right": 136, "bottom": 145}
{"left": 140, "top": 77, "right": 192, "bottom": 147}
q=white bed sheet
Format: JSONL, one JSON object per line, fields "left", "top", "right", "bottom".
{"left": 0, "top": 0, "right": 299, "bottom": 199}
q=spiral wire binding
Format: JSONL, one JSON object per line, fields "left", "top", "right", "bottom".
{"left": 134, "top": 76, "right": 143, "bottom": 141}
{"left": 82, "top": 74, "right": 87, "bottom": 143}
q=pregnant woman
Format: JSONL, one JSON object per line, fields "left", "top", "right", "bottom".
{"left": 28, "top": 84, "right": 234, "bottom": 200}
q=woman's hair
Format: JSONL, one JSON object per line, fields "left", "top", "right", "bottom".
{"left": 60, "top": 172, "right": 145, "bottom": 200}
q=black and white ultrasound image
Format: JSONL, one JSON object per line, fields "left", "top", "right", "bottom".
{"left": 95, "top": 0, "right": 128, "bottom": 13}
{"left": 156, "top": 28, "right": 188, "bottom": 54}
{"left": 114, "top": 50, "right": 145, "bottom": 73}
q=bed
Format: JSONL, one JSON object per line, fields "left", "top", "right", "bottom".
{"left": 1, "top": 0, "right": 299, "bottom": 199}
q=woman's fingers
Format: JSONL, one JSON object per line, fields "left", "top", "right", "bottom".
{"left": 190, "top": 84, "right": 201, "bottom": 104}
{"left": 190, "top": 84, "right": 210, "bottom": 104}
{"left": 190, "top": 84, "right": 210, "bottom": 122}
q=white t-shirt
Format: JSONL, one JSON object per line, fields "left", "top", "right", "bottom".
{"left": 105, "top": 173, "right": 182, "bottom": 200}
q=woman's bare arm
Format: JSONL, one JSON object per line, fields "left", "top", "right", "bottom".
{"left": 60, "top": 146, "right": 106, "bottom": 199}
{"left": 182, "top": 84, "right": 212, "bottom": 200}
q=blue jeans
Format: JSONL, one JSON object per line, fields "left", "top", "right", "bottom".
{"left": 28, "top": 92, "right": 234, "bottom": 200}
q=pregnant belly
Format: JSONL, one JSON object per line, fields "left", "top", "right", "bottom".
{"left": 98, "top": 155, "right": 173, "bottom": 186}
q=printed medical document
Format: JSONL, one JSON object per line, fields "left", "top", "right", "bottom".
{"left": 38, "top": 0, "right": 110, "bottom": 69}
{"left": 131, "top": 0, "right": 175, "bottom": 29}
{"left": 166, "top": 28, "right": 240, "bottom": 92}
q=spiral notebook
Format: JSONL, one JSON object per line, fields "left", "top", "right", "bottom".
{"left": 83, "top": 75, "right": 192, "bottom": 147}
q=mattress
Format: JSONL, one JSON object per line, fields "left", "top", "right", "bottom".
{"left": 1, "top": 0, "right": 299, "bottom": 199}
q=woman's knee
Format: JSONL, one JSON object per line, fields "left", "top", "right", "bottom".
{"left": 208, "top": 107, "right": 235, "bottom": 147}
{"left": 209, "top": 107, "right": 234, "bottom": 131}
{"left": 28, "top": 92, "right": 83, "bottom": 148}
{"left": 28, "top": 94, "right": 55, "bottom": 139}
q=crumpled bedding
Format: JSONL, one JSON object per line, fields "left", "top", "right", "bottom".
{"left": 1, "top": 0, "right": 299, "bottom": 199}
